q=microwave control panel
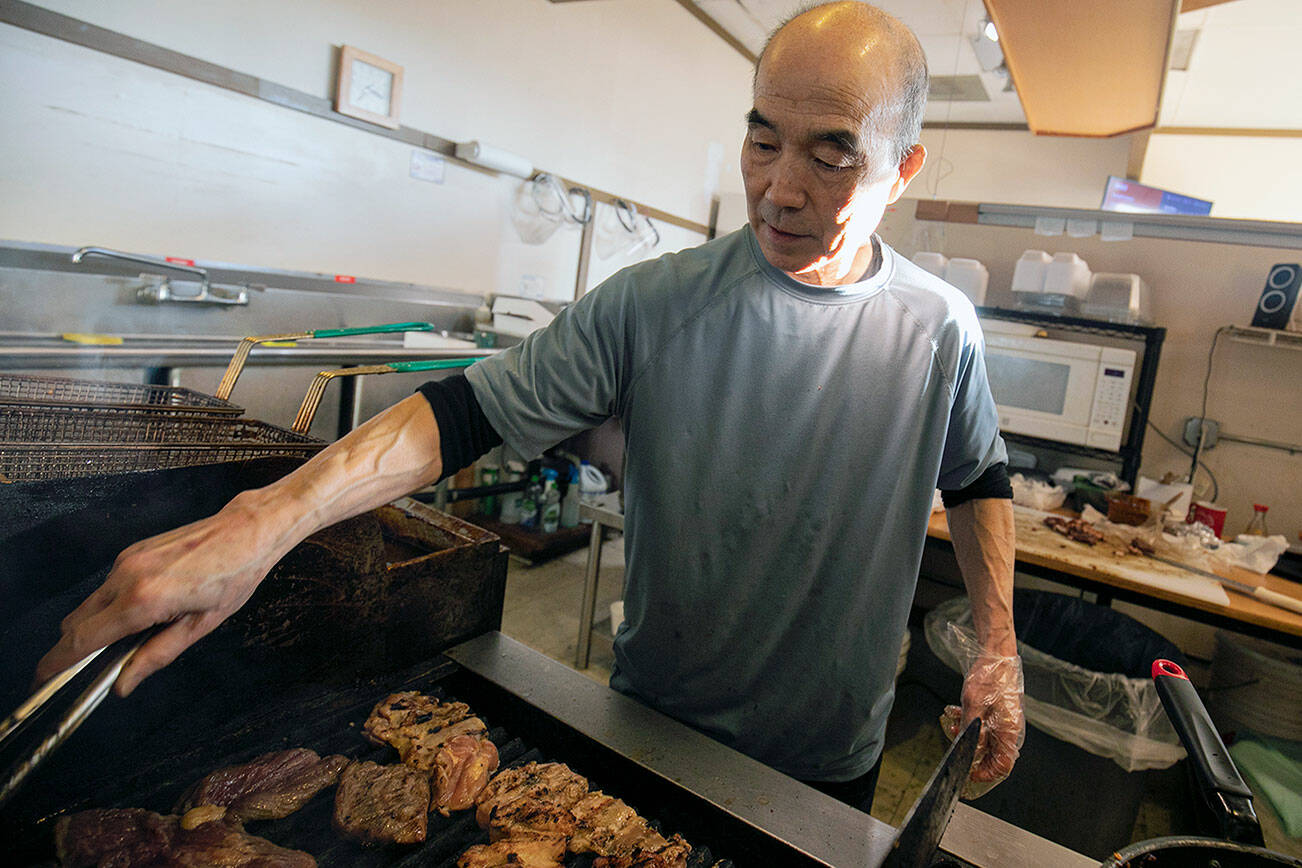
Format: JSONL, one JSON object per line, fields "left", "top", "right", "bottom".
{"left": 1086, "top": 347, "right": 1137, "bottom": 450}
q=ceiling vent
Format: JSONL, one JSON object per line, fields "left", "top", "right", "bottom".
{"left": 929, "top": 75, "right": 991, "bottom": 102}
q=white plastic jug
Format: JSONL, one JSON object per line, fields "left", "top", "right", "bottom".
{"left": 944, "top": 258, "right": 989, "bottom": 306}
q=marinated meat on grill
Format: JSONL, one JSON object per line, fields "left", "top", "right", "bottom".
{"left": 332, "top": 760, "right": 430, "bottom": 846}
{"left": 485, "top": 798, "right": 577, "bottom": 845}
{"left": 167, "top": 815, "right": 317, "bottom": 867}
{"left": 363, "top": 691, "right": 486, "bottom": 771}
{"left": 56, "top": 808, "right": 176, "bottom": 868}
{"left": 592, "top": 834, "right": 692, "bottom": 868}
{"left": 54, "top": 807, "right": 316, "bottom": 867}
{"left": 474, "top": 761, "right": 589, "bottom": 829}
{"left": 456, "top": 836, "right": 567, "bottom": 868}
{"left": 569, "top": 791, "right": 691, "bottom": 867}
{"left": 174, "top": 748, "right": 349, "bottom": 821}
{"left": 433, "top": 733, "right": 500, "bottom": 816}
{"left": 364, "top": 692, "right": 469, "bottom": 752}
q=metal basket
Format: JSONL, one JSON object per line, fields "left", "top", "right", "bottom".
{"left": 0, "top": 439, "right": 324, "bottom": 483}
{"left": 0, "top": 406, "right": 321, "bottom": 445}
{"left": 0, "top": 374, "right": 242, "bottom": 415}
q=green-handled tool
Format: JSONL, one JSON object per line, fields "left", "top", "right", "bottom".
{"left": 215, "top": 322, "right": 438, "bottom": 400}
{"left": 292, "top": 358, "right": 479, "bottom": 433}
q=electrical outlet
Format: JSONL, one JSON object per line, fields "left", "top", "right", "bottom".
{"left": 1182, "top": 417, "right": 1220, "bottom": 449}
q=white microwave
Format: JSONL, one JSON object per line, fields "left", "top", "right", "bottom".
{"left": 982, "top": 332, "right": 1136, "bottom": 451}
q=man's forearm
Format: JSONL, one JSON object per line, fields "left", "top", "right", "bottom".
{"left": 946, "top": 497, "right": 1017, "bottom": 656}
{"left": 229, "top": 394, "right": 444, "bottom": 562}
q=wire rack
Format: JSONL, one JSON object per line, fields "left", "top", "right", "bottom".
{"left": 0, "top": 439, "right": 324, "bottom": 482}
{"left": 0, "top": 406, "right": 319, "bottom": 445}
{"left": 0, "top": 374, "right": 242, "bottom": 415}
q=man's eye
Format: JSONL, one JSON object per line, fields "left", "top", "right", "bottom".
{"left": 816, "top": 159, "right": 850, "bottom": 172}
{"left": 753, "top": 141, "right": 777, "bottom": 152}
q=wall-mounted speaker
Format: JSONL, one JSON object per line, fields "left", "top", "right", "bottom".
{"left": 1250, "top": 263, "right": 1301, "bottom": 330}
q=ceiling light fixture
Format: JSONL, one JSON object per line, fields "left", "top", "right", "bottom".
{"left": 971, "top": 20, "right": 1005, "bottom": 72}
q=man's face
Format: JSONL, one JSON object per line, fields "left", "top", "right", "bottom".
{"left": 741, "top": 47, "right": 923, "bottom": 286}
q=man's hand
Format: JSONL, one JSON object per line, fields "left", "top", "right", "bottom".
{"left": 34, "top": 489, "right": 296, "bottom": 696}
{"left": 34, "top": 394, "right": 444, "bottom": 697}
{"left": 960, "top": 652, "right": 1024, "bottom": 784}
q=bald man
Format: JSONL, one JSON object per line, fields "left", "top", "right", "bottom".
{"left": 38, "top": 2, "right": 1023, "bottom": 812}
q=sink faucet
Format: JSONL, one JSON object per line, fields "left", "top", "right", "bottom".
{"left": 71, "top": 246, "right": 248, "bottom": 306}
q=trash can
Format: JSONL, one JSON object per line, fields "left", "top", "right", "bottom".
{"left": 924, "top": 589, "right": 1190, "bottom": 859}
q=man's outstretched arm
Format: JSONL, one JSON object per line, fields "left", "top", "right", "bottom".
{"left": 946, "top": 495, "right": 1024, "bottom": 785}
{"left": 36, "top": 393, "right": 444, "bottom": 696}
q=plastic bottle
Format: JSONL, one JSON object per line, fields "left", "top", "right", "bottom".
{"left": 540, "top": 469, "right": 561, "bottom": 533}
{"left": 519, "top": 474, "right": 541, "bottom": 528}
{"left": 561, "top": 466, "right": 581, "bottom": 528}
{"left": 479, "top": 465, "right": 499, "bottom": 518}
{"left": 499, "top": 470, "right": 523, "bottom": 523}
{"left": 578, "top": 461, "right": 607, "bottom": 522}
{"left": 1242, "top": 504, "right": 1269, "bottom": 537}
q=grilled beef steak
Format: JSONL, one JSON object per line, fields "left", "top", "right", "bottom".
{"left": 433, "top": 734, "right": 500, "bottom": 816}
{"left": 54, "top": 807, "right": 315, "bottom": 867}
{"left": 332, "top": 760, "right": 430, "bottom": 846}
{"left": 55, "top": 808, "right": 176, "bottom": 868}
{"left": 174, "top": 748, "right": 348, "bottom": 822}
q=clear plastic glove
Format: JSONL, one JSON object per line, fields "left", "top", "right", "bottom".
{"left": 940, "top": 651, "right": 1025, "bottom": 799}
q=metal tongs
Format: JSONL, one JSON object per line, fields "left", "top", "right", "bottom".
{"left": 0, "top": 625, "right": 162, "bottom": 811}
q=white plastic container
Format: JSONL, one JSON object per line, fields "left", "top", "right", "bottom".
{"left": 1043, "top": 252, "right": 1092, "bottom": 298}
{"left": 911, "top": 251, "right": 948, "bottom": 278}
{"left": 943, "top": 258, "right": 989, "bottom": 306}
{"left": 1011, "top": 250, "right": 1052, "bottom": 294}
{"left": 578, "top": 461, "right": 607, "bottom": 522}
{"left": 1084, "top": 273, "right": 1151, "bottom": 323}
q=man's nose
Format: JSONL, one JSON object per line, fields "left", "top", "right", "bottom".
{"left": 764, "top": 158, "right": 806, "bottom": 210}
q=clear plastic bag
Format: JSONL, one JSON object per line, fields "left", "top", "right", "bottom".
{"left": 925, "top": 596, "right": 1185, "bottom": 772}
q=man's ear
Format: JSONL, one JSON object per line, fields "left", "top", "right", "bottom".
{"left": 887, "top": 144, "right": 927, "bottom": 204}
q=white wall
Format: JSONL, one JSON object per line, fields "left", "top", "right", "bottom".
{"left": 0, "top": 1, "right": 753, "bottom": 300}
{"left": 1141, "top": 134, "right": 1302, "bottom": 223}
{"left": 914, "top": 128, "right": 1132, "bottom": 209}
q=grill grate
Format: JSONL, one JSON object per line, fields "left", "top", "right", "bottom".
{"left": 9, "top": 660, "right": 730, "bottom": 868}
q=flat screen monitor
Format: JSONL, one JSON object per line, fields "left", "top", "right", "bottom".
{"left": 1100, "top": 176, "right": 1213, "bottom": 216}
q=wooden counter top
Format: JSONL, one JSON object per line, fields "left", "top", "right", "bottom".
{"left": 927, "top": 506, "right": 1302, "bottom": 643}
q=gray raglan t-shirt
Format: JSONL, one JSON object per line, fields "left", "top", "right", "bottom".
{"left": 466, "top": 225, "right": 1005, "bottom": 781}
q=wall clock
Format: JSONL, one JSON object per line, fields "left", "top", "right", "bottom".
{"left": 335, "top": 45, "right": 403, "bottom": 129}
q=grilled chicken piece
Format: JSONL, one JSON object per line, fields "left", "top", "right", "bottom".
{"left": 174, "top": 748, "right": 349, "bottom": 821}
{"left": 570, "top": 791, "right": 692, "bottom": 867}
{"left": 593, "top": 834, "right": 693, "bottom": 868}
{"left": 55, "top": 807, "right": 316, "bottom": 867}
{"left": 569, "top": 790, "right": 646, "bottom": 854}
{"left": 434, "top": 733, "right": 500, "bottom": 816}
{"left": 332, "top": 760, "right": 430, "bottom": 846}
{"left": 363, "top": 691, "right": 471, "bottom": 759}
{"left": 485, "top": 797, "right": 577, "bottom": 844}
{"left": 456, "top": 836, "right": 567, "bottom": 868}
{"left": 398, "top": 715, "right": 488, "bottom": 772}
{"left": 474, "top": 762, "right": 589, "bottom": 830}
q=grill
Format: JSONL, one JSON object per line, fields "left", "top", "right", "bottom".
{"left": 0, "top": 459, "right": 904, "bottom": 868}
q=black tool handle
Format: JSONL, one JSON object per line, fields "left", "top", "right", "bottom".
{"left": 1152, "top": 659, "right": 1262, "bottom": 845}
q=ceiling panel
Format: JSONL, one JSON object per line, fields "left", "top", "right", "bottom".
{"left": 686, "top": 0, "right": 1300, "bottom": 133}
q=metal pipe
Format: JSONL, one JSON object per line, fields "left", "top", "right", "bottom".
{"left": 1217, "top": 432, "right": 1302, "bottom": 456}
